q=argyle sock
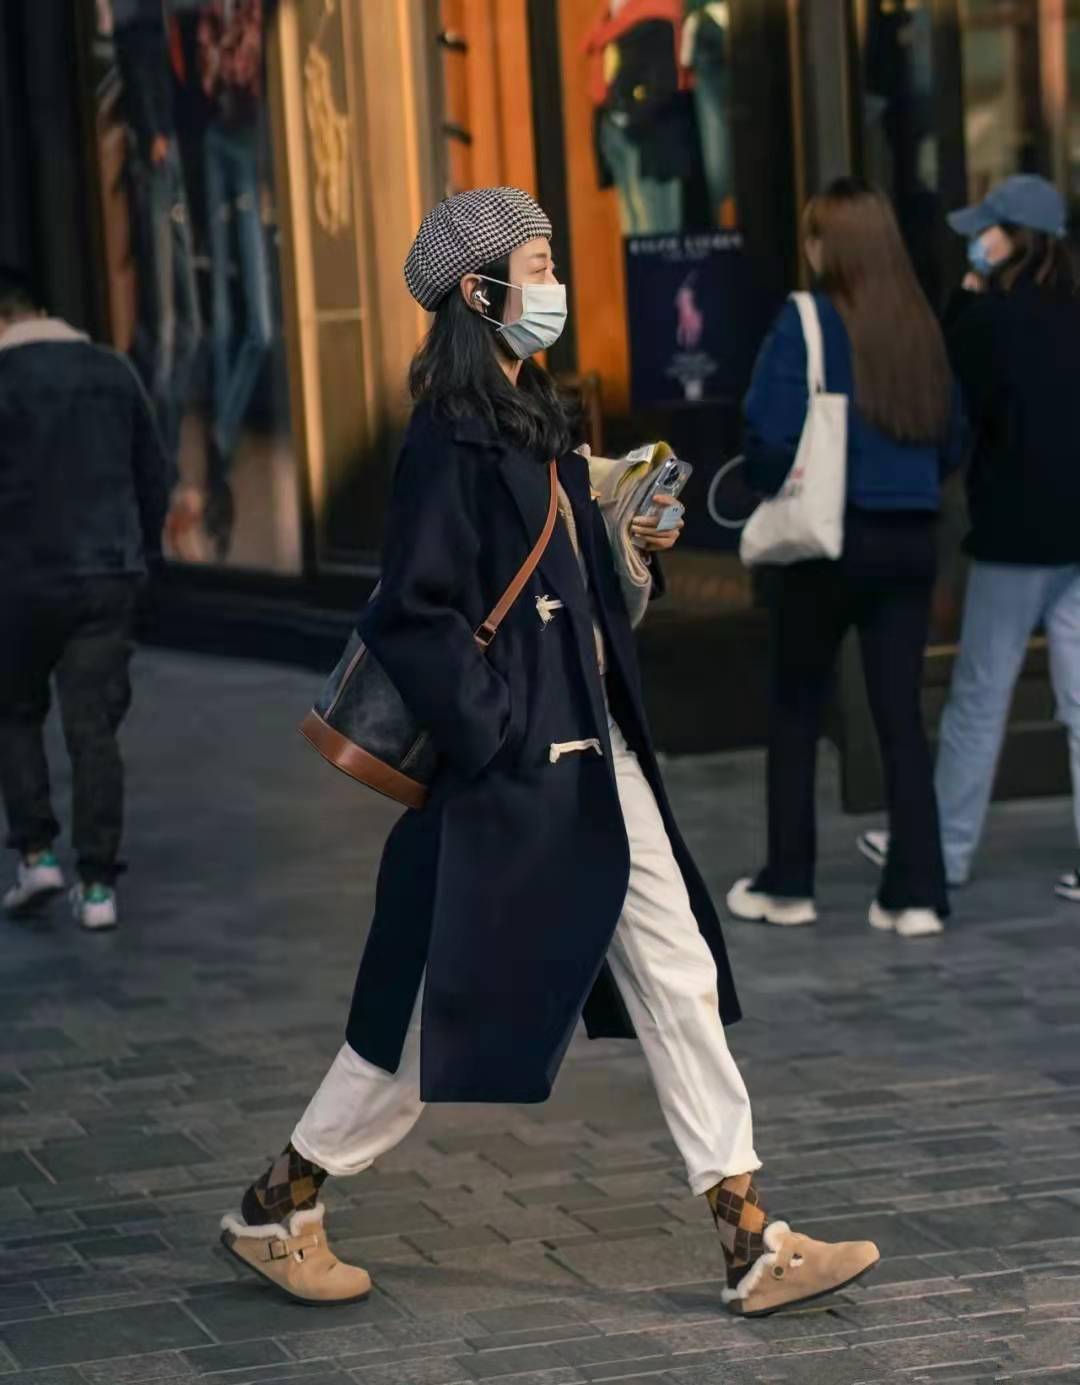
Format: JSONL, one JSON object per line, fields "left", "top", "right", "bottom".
{"left": 240, "top": 1142, "right": 328, "bottom": 1227}
{"left": 705, "top": 1173, "right": 769, "bottom": 1289}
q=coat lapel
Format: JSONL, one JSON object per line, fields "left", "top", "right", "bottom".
{"left": 499, "top": 452, "right": 590, "bottom": 623}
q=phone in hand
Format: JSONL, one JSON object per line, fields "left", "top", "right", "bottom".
{"left": 636, "top": 457, "right": 693, "bottom": 525}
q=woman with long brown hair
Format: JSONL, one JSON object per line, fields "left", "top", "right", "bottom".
{"left": 728, "top": 177, "right": 965, "bottom": 938}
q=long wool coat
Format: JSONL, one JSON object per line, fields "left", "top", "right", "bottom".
{"left": 345, "top": 404, "right": 740, "bottom": 1102}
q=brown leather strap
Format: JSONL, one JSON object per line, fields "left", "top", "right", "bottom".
{"left": 474, "top": 460, "right": 558, "bottom": 649}
{"left": 263, "top": 1233, "right": 320, "bottom": 1262}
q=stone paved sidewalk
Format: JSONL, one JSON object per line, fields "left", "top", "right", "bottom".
{"left": 2, "top": 651, "right": 1080, "bottom": 1385}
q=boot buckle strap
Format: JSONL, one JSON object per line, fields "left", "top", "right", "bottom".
{"left": 263, "top": 1233, "right": 319, "bottom": 1261}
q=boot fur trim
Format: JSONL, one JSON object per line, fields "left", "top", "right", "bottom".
{"left": 720, "top": 1219, "right": 790, "bottom": 1304}
{"left": 220, "top": 1202, "right": 325, "bottom": 1242}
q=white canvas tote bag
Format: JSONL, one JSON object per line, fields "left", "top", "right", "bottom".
{"left": 739, "top": 292, "right": 848, "bottom": 567}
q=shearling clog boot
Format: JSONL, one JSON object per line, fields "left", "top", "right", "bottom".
{"left": 706, "top": 1174, "right": 879, "bottom": 1317}
{"left": 220, "top": 1203, "right": 371, "bottom": 1305}
{"left": 720, "top": 1219, "right": 880, "bottom": 1316}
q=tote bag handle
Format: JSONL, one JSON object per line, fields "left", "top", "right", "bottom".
{"left": 790, "top": 291, "right": 826, "bottom": 396}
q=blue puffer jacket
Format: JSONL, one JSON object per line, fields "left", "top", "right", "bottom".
{"left": 743, "top": 293, "right": 966, "bottom": 510}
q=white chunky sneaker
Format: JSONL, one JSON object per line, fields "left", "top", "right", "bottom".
{"left": 4, "top": 853, "right": 65, "bottom": 917}
{"left": 727, "top": 878, "right": 817, "bottom": 927}
{"left": 71, "top": 884, "right": 118, "bottom": 932}
{"left": 868, "top": 901, "right": 944, "bottom": 938}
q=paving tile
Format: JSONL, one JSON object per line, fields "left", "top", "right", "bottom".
{"left": 572, "top": 1206, "right": 677, "bottom": 1236}
{"left": 181, "top": 1282, "right": 403, "bottom": 1343}
{"left": 181, "top": 1339, "right": 292, "bottom": 1375}
{"left": 0, "top": 1303, "right": 211, "bottom": 1368}
{"left": 0, "top": 1152, "right": 49, "bottom": 1189}
{"left": 345, "top": 1362, "right": 471, "bottom": 1385}
{"left": 77, "top": 1350, "right": 196, "bottom": 1383}
{"left": 35, "top": 1136, "right": 211, "bottom": 1182}
{"left": 456, "top": 1352, "right": 581, "bottom": 1383}
{"left": 76, "top": 1233, "right": 171, "bottom": 1259}
{"left": 0, "top": 1031, "right": 74, "bottom": 1057}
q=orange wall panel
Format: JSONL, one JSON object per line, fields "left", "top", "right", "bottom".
{"left": 556, "top": 0, "right": 629, "bottom": 413}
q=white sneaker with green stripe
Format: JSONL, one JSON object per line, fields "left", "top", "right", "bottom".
{"left": 70, "top": 883, "right": 118, "bottom": 932}
{"left": 4, "top": 852, "right": 65, "bottom": 916}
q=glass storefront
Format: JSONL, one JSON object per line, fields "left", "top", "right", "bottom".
{"left": 90, "top": 0, "right": 301, "bottom": 573}
{"left": 76, "top": 0, "right": 803, "bottom": 612}
{"left": 12, "top": 0, "right": 1060, "bottom": 762}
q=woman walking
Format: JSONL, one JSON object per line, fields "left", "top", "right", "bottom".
{"left": 218, "top": 187, "right": 878, "bottom": 1316}
{"left": 928, "top": 176, "right": 1080, "bottom": 897}
{"left": 728, "top": 179, "right": 964, "bottom": 938}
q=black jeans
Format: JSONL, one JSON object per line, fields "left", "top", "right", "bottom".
{"left": 753, "top": 510, "right": 949, "bottom": 915}
{"left": 0, "top": 577, "right": 138, "bottom": 885}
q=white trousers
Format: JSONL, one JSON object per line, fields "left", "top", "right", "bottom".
{"left": 292, "top": 719, "right": 759, "bottom": 1197}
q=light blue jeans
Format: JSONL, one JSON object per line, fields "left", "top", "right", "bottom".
{"left": 598, "top": 114, "right": 683, "bottom": 236}
{"left": 936, "top": 561, "right": 1080, "bottom": 882}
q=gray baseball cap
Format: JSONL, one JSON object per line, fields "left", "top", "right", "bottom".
{"left": 947, "top": 175, "right": 1066, "bottom": 239}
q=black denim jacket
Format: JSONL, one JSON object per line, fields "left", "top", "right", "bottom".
{"left": 0, "top": 328, "right": 171, "bottom": 583}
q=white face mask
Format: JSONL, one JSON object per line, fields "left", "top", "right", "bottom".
{"left": 477, "top": 276, "right": 568, "bottom": 358}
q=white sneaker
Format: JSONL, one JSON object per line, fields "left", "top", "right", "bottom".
{"left": 727, "top": 878, "right": 817, "bottom": 927}
{"left": 857, "top": 830, "right": 889, "bottom": 868}
{"left": 1055, "top": 868, "right": 1080, "bottom": 902}
{"left": 4, "top": 853, "right": 65, "bottom": 916}
{"left": 868, "top": 901, "right": 944, "bottom": 938}
{"left": 70, "top": 884, "right": 118, "bottom": 932}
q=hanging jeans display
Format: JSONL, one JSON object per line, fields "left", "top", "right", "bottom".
{"left": 598, "top": 113, "right": 684, "bottom": 237}
{"left": 204, "top": 121, "right": 274, "bottom": 476}
{"left": 691, "top": 20, "right": 734, "bottom": 226}
{"left": 129, "top": 142, "right": 202, "bottom": 464}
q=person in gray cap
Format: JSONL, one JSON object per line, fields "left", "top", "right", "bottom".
{"left": 859, "top": 174, "right": 1080, "bottom": 903}
{"left": 218, "top": 186, "right": 880, "bottom": 1317}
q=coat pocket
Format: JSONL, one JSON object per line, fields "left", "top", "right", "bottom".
{"left": 549, "top": 738, "right": 603, "bottom": 764}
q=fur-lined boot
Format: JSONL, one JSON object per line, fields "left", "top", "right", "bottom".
{"left": 220, "top": 1203, "right": 370, "bottom": 1306}
{"left": 706, "top": 1174, "right": 879, "bottom": 1316}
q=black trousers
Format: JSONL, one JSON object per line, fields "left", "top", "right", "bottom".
{"left": 753, "top": 510, "right": 949, "bottom": 915}
{"left": 0, "top": 577, "right": 138, "bottom": 885}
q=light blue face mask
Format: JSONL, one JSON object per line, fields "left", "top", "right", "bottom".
{"left": 967, "top": 235, "right": 998, "bottom": 279}
{"left": 477, "top": 276, "right": 568, "bottom": 359}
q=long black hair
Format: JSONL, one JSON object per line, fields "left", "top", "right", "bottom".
{"left": 408, "top": 256, "right": 571, "bottom": 459}
{"left": 995, "top": 225, "right": 1080, "bottom": 300}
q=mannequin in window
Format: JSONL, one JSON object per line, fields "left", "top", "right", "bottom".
{"left": 584, "top": 0, "right": 696, "bottom": 236}
{"left": 112, "top": 0, "right": 202, "bottom": 468}
{"left": 682, "top": 0, "right": 737, "bottom": 229}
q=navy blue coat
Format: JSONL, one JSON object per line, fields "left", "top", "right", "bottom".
{"left": 345, "top": 405, "right": 741, "bottom": 1103}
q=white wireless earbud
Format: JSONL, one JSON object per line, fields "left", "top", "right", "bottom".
{"left": 472, "top": 288, "right": 491, "bottom": 311}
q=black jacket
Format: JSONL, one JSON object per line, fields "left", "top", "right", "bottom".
{"left": 114, "top": 18, "right": 175, "bottom": 154}
{"left": 345, "top": 404, "right": 740, "bottom": 1103}
{"left": 946, "top": 281, "right": 1080, "bottom": 565}
{"left": 0, "top": 331, "right": 171, "bottom": 584}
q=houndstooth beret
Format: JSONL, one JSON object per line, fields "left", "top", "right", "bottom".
{"left": 404, "top": 187, "right": 553, "bottom": 310}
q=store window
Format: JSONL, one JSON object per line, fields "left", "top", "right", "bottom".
{"left": 90, "top": 0, "right": 301, "bottom": 573}
{"left": 548, "top": 0, "right": 797, "bottom": 611}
